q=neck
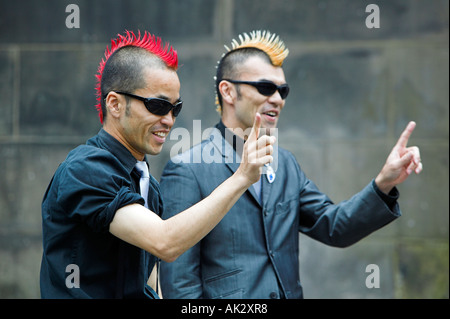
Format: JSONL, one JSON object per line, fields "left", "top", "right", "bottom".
{"left": 103, "top": 123, "right": 145, "bottom": 161}
{"left": 221, "top": 116, "right": 247, "bottom": 140}
{"left": 217, "top": 120, "right": 245, "bottom": 156}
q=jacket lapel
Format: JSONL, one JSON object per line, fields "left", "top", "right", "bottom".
{"left": 261, "top": 169, "right": 273, "bottom": 210}
{"left": 261, "top": 147, "right": 279, "bottom": 209}
{"left": 209, "top": 128, "right": 262, "bottom": 207}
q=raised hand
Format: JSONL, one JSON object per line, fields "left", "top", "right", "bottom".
{"left": 237, "top": 113, "right": 276, "bottom": 186}
{"left": 375, "top": 121, "right": 422, "bottom": 194}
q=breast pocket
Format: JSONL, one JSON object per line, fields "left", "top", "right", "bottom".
{"left": 274, "top": 196, "right": 297, "bottom": 216}
{"left": 271, "top": 196, "right": 300, "bottom": 248}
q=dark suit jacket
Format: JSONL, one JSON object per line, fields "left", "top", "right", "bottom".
{"left": 160, "top": 128, "right": 400, "bottom": 299}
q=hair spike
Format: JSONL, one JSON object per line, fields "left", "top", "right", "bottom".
{"left": 226, "top": 30, "right": 289, "bottom": 67}
{"left": 94, "top": 30, "right": 178, "bottom": 124}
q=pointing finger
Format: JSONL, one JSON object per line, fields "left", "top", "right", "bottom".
{"left": 396, "top": 121, "right": 416, "bottom": 149}
{"left": 247, "top": 112, "right": 262, "bottom": 142}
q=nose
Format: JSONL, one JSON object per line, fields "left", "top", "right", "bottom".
{"left": 160, "top": 111, "right": 175, "bottom": 127}
{"left": 268, "top": 90, "right": 285, "bottom": 108}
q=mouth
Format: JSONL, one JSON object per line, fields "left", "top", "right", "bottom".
{"left": 153, "top": 131, "right": 167, "bottom": 137}
{"left": 262, "top": 110, "right": 279, "bottom": 122}
{"left": 152, "top": 130, "right": 169, "bottom": 143}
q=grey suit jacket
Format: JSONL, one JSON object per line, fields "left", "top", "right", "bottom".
{"left": 160, "top": 128, "right": 400, "bottom": 299}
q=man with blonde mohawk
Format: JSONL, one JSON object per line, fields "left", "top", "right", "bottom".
{"left": 160, "top": 30, "right": 422, "bottom": 299}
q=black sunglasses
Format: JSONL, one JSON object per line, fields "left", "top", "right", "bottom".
{"left": 114, "top": 91, "right": 183, "bottom": 117}
{"left": 223, "top": 79, "right": 290, "bottom": 100}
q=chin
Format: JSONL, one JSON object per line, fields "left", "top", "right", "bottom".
{"left": 149, "top": 149, "right": 163, "bottom": 156}
{"left": 146, "top": 146, "right": 164, "bottom": 156}
{"left": 262, "top": 120, "right": 278, "bottom": 129}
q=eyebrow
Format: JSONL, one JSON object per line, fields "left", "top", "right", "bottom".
{"left": 259, "top": 78, "right": 287, "bottom": 84}
{"left": 156, "top": 94, "right": 182, "bottom": 104}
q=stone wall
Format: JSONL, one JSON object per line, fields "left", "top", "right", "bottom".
{"left": 0, "top": 0, "right": 448, "bottom": 298}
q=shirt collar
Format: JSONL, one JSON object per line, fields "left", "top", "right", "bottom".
{"left": 88, "top": 128, "right": 140, "bottom": 174}
{"left": 215, "top": 120, "right": 245, "bottom": 156}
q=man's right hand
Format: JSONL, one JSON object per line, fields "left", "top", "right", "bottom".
{"left": 236, "top": 112, "right": 276, "bottom": 186}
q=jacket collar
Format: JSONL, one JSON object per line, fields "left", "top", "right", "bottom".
{"left": 211, "top": 122, "right": 276, "bottom": 208}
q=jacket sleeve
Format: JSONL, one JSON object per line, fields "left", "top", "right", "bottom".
{"left": 296, "top": 162, "right": 401, "bottom": 248}
{"left": 159, "top": 159, "right": 204, "bottom": 299}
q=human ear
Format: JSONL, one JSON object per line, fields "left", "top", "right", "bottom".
{"left": 219, "top": 80, "right": 236, "bottom": 105}
{"left": 105, "top": 92, "right": 123, "bottom": 119}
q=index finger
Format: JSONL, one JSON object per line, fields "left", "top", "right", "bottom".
{"left": 247, "top": 112, "right": 261, "bottom": 142}
{"left": 396, "top": 121, "right": 416, "bottom": 148}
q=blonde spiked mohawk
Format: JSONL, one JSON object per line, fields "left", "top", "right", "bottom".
{"left": 215, "top": 30, "right": 289, "bottom": 113}
{"left": 225, "top": 30, "right": 289, "bottom": 67}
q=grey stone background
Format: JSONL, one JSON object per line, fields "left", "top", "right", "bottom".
{"left": 0, "top": 0, "right": 448, "bottom": 299}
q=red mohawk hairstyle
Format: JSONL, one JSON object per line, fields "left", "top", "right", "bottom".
{"left": 95, "top": 30, "right": 178, "bottom": 123}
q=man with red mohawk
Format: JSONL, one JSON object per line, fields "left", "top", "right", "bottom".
{"left": 40, "top": 30, "right": 275, "bottom": 298}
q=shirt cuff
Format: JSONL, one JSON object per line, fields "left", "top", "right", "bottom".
{"left": 91, "top": 186, "right": 144, "bottom": 233}
{"left": 372, "top": 179, "right": 399, "bottom": 210}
